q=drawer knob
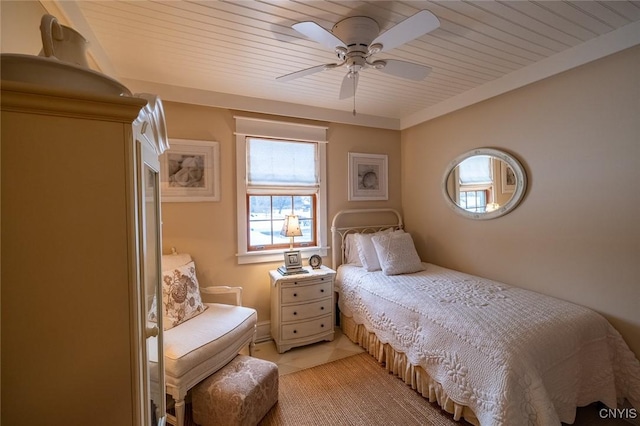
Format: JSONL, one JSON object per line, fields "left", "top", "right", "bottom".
{"left": 293, "top": 293, "right": 297, "bottom": 297}
{"left": 293, "top": 311, "right": 297, "bottom": 316}
{"left": 320, "top": 324, "right": 325, "bottom": 328}
{"left": 320, "top": 307, "right": 324, "bottom": 310}
{"left": 293, "top": 330, "right": 297, "bottom": 334}
{"left": 320, "top": 289, "right": 324, "bottom": 293}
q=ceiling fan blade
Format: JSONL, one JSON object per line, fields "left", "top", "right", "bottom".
{"left": 377, "top": 59, "right": 431, "bottom": 81}
{"left": 370, "top": 10, "right": 440, "bottom": 53}
{"left": 292, "top": 21, "right": 346, "bottom": 51}
{"left": 276, "top": 64, "right": 334, "bottom": 82}
{"left": 339, "top": 72, "right": 359, "bottom": 100}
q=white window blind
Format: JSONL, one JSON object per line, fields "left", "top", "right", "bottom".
{"left": 247, "top": 138, "right": 318, "bottom": 188}
{"left": 459, "top": 155, "right": 492, "bottom": 185}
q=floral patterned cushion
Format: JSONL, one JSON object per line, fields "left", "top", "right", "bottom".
{"left": 158, "top": 261, "right": 207, "bottom": 330}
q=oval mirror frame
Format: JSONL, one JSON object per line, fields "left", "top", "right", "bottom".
{"left": 442, "top": 148, "right": 527, "bottom": 220}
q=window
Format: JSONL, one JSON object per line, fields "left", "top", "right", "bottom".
{"left": 248, "top": 195, "right": 316, "bottom": 250}
{"left": 235, "top": 117, "right": 328, "bottom": 264}
{"left": 246, "top": 138, "right": 318, "bottom": 251}
{"left": 458, "top": 190, "right": 488, "bottom": 212}
{"left": 458, "top": 155, "right": 493, "bottom": 213}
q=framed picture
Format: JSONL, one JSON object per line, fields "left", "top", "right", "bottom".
{"left": 348, "top": 152, "right": 388, "bottom": 201}
{"left": 501, "top": 160, "right": 516, "bottom": 194}
{"left": 284, "top": 251, "right": 302, "bottom": 269}
{"left": 277, "top": 249, "right": 307, "bottom": 275}
{"left": 161, "top": 139, "right": 220, "bottom": 202}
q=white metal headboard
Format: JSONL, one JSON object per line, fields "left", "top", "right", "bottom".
{"left": 330, "top": 208, "right": 403, "bottom": 268}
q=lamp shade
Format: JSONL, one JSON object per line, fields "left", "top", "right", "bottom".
{"left": 485, "top": 202, "right": 500, "bottom": 212}
{"left": 280, "top": 215, "right": 303, "bottom": 238}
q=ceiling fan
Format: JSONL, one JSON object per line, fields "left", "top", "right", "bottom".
{"left": 277, "top": 10, "right": 440, "bottom": 110}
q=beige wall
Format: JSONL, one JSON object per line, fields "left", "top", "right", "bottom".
{"left": 401, "top": 45, "right": 640, "bottom": 357}
{"left": 160, "top": 103, "right": 401, "bottom": 325}
{"left": 0, "top": 1, "right": 46, "bottom": 54}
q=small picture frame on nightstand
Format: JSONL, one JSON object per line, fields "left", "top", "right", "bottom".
{"left": 277, "top": 250, "right": 308, "bottom": 275}
{"left": 284, "top": 251, "right": 301, "bottom": 268}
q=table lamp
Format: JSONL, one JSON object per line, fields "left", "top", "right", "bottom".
{"left": 278, "top": 215, "right": 308, "bottom": 275}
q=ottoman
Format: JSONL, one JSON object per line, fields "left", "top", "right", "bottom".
{"left": 192, "top": 355, "right": 278, "bottom": 426}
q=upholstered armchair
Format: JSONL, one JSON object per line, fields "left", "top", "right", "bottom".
{"left": 150, "top": 253, "right": 257, "bottom": 426}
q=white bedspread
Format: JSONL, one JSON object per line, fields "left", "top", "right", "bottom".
{"left": 337, "top": 263, "right": 640, "bottom": 425}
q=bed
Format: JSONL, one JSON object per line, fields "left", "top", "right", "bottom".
{"left": 331, "top": 209, "right": 640, "bottom": 426}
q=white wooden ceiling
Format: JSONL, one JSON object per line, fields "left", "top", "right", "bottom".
{"left": 51, "top": 1, "right": 640, "bottom": 129}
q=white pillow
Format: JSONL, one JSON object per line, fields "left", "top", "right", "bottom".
{"left": 355, "top": 233, "right": 381, "bottom": 271}
{"left": 344, "top": 234, "right": 362, "bottom": 266}
{"left": 355, "top": 228, "right": 399, "bottom": 272}
{"left": 372, "top": 232, "right": 424, "bottom": 276}
{"left": 159, "top": 261, "right": 207, "bottom": 330}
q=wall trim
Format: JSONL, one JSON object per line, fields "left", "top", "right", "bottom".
{"left": 256, "top": 321, "right": 272, "bottom": 344}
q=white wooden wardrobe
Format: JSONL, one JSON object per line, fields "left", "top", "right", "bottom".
{"left": 1, "top": 80, "right": 168, "bottom": 426}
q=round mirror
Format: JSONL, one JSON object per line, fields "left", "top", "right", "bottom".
{"left": 442, "top": 148, "right": 527, "bottom": 220}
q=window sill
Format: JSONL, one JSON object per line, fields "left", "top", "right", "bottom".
{"left": 236, "top": 246, "right": 328, "bottom": 265}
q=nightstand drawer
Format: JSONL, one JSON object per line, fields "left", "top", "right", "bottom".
{"left": 281, "top": 299, "right": 332, "bottom": 322}
{"left": 281, "top": 281, "right": 332, "bottom": 304}
{"left": 281, "top": 315, "right": 332, "bottom": 340}
{"left": 279, "top": 276, "right": 331, "bottom": 288}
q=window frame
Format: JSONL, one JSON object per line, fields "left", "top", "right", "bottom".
{"left": 458, "top": 189, "right": 489, "bottom": 212}
{"left": 246, "top": 194, "right": 318, "bottom": 251}
{"left": 235, "top": 117, "right": 328, "bottom": 265}
{"left": 456, "top": 156, "right": 494, "bottom": 213}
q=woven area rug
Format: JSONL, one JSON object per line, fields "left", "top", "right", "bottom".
{"left": 259, "top": 352, "right": 466, "bottom": 426}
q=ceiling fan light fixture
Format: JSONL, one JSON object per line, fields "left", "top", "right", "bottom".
{"left": 370, "top": 59, "right": 386, "bottom": 70}
{"left": 278, "top": 10, "right": 440, "bottom": 108}
{"left": 368, "top": 43, "right": 382, "bottom": 55}
{"left": 346, "top": 54, "right": 366, "bottom": 73}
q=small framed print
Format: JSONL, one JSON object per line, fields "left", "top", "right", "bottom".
{"left": 348, "top": 152, "right": 388, "bottom": 201}
{"left": 278, "top": 249, "right": 308, "bottom": 275}
{"left": 284, "top": 251, "right": 302, "bottom": 269}
{"left": 501, "top": 161, "right": 516, "bottom": 194}
{"left": 161, "top": 139, "right": 220, "bottom": 202}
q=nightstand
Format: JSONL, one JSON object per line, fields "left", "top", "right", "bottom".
{"left": 269, "top": 266, "right": 336, "bottom": 353}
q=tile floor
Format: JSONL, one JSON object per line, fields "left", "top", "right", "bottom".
{"left": 248, "top": 327, "right": 633, "bottom": 426}
{"left": 249, "top": 327, "right": 365, "bottom": 375}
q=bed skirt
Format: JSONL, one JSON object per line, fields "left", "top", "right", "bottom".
{"left": 341, "top": 313, "right": 480, "bottom": 425}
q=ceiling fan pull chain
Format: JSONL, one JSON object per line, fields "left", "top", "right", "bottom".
{"left": 352, "top": 76, "right": 357, "bottom": 116}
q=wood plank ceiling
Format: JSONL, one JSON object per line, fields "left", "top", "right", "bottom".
{"left": 67, "top": 1, "right": 640, "bottom": 128}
